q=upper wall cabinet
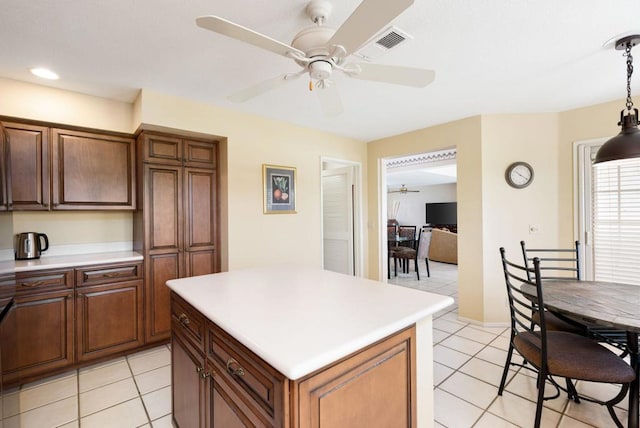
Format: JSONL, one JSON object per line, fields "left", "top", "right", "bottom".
{"left": 2, "top": 121, "right": 50, "bottom": 211}
{"left": 140, "top": 133, "right": 216, "bottom": 169}
{"left": 51, "top": 128, "right": 135, "bottom": 210}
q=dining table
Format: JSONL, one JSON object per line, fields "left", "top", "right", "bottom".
{"left": 529, "top": 279, "right": 640, "bottom": 428}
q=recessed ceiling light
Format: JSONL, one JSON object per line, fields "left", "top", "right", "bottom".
{"left": 30, "top": 67, "right": 59, "bottom": 80}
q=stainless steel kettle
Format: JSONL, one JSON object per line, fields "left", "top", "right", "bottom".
{"left": 15, "top": 232, "right": 49, "bottom": 260}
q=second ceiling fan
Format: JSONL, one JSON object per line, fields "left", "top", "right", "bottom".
{"left": 196, "top": 0, "right": 435, "bottom": 116}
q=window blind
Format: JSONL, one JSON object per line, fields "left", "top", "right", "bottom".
{"left": 591, "top": 153, "right": 640, "bottom": 285}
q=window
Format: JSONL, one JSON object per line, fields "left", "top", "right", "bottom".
{"left": 577, "top": 142, "right": 640, "bottom": 285}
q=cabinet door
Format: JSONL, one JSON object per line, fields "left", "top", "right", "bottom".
{"left": 183, "top": 140, "right": 217, "bottom": 169}
{"left": 172, "top": 332, "right": 206, "bottom": 428}
{"left": 2, "top": 121, "right": 49, "bottom": 210}
{"left": 0, "top": 289, "right": 74, "bottom": 386}
{"left": 184, "top": 167, "right": 218, "bottom": 277}
{"left": 144, "top": 164, "right": 183, "bottom": 343}
{"left": 296, "top": 326, "right": 415, "bottom": 428}
{"left": 139, "top": 133, "right": 183, "bottom": 166}
{"left": 0, "top": 123, "right": 7, "bottom": 211}
{"left": 75, "top": 280, "right": 143, "bottom": 362}
{"left": 51, "top": 128, "right": 135, "bottom": 210}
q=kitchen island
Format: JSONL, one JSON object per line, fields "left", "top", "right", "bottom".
{"left": 167, "top": 267, "right": 453, "bottom": 428}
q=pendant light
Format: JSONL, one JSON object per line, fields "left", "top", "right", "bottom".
{"left": 594, "top": 35, "right": 640, "bottom": 164}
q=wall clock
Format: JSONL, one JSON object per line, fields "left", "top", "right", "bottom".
{"left": 505, "top": 161, "right": 534, "bottom": 189}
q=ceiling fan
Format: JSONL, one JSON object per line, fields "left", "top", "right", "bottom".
{"left": 388, "top": 184, "right": 419, "bottom": 194}
{"left": 196, "top": 0, "right": 435, "bottom": 116}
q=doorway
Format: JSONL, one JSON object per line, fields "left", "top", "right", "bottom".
{"left": 380, "top": 149, "right": 457, "bottom": 280}
{"left": 321, "top": 158, "right": 362, "bottom": 276}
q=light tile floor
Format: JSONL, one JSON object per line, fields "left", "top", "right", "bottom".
{"left": 390, "top": 260, "right": 631, "bottom": 428}
{"left": 2, "top": 345, "right": 172, "bottom": 427}
{"left": 2, "top": 262, "right": 632, "bottom": 427}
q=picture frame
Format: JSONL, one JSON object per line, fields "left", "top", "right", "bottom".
{"left": 263, "top": 164, "right": 296, "bottom": 214}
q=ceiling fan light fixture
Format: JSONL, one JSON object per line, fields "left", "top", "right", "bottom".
{"left": 309, "top": 60, "right": 332, "bottom": 80}
{"left": 594, "top": 35, "right": 640, "bottom": 164}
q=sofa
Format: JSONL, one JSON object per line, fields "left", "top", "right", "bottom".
{"left": 428, "top": 228, "right": 458, "bottom": 264}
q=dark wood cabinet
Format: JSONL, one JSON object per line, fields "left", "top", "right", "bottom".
{"left": 75, "top": 262, "right": 144, "bottom": 362}
{"left": 0, "top": 123, "right": 8, "bottom": 211}
{"left": 135, "top": 131, "right": 219, "bottom": 345}
{"left": 51, "top": 128, "right": 135, "bottom": 210}
{"left": 170, "top": 293, "right": 416, "bottom": 428}
{"left": 2, "top": 121, "right": 50, "bottom": 210}
{"left": 1, "top": 269, "right": 74, "bottom": 386}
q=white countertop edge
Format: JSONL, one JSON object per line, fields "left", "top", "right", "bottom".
{"left": 0, "top": 251, "right": 143, "bottom": 274}
{"left": 260, "top": 298, "right": 453, "bottom": 380}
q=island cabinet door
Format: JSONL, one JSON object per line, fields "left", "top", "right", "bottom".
{"left": 294, "top": 326, "right": 416, "bottom": 428}
{"left": 172, "top": 331, "right": 206, "bottom": 428}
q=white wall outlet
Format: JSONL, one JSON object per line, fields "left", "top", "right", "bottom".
{"left": 529, "top": 224, "right": 540, "bottom": 234}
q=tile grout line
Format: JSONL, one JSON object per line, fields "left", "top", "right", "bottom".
{"left": 125, "top": 353, "right": 154, "bottom": 427}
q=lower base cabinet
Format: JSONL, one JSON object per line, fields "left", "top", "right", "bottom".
{"left": 1, "top": 261, "right": 144, "bottom": 387}
{"left": 171, "top": 292, "right": 416, "bottom": 428}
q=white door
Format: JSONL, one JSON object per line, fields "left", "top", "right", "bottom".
{"left": 322, "top": 166, "right": 355, "bottom": 275}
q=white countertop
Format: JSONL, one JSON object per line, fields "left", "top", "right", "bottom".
{"left": 0, "top": 251, "right": 143, "bottom": 274}
{"left": 166, "top": 267, "right": 454, "bottom": 380}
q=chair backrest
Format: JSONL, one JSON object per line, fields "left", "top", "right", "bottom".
{"left": 417, "top": 227, "right": 432, "bottom": 259}
{"left": 387, "top": 225, "right": 397, "bottom": 241}
{"left": 500, "top": 247, "right": 547, "bottom": 353}
{"left": 398, "top": 225, "right": 416, "bottom": 248}
{"left": 520, "top": 240, "right": 581, "bottom": 281}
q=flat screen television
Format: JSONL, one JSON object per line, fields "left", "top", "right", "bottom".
{"left": 425, "top": 202, "right": 457, "bottom": 226}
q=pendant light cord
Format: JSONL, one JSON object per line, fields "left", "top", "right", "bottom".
{"left": 625, "top": 42, "right": 634, "bottom": 112}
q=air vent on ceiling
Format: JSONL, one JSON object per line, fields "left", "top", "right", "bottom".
{"left": 354, "top": 26, "right": 413, "bottom": 61}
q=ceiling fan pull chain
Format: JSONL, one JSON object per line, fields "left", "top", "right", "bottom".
{"left": 309, "top": 80, "right": 314, "bottom": 91}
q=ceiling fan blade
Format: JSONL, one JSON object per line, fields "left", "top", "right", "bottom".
{"left": 228, "top": 73, "right": 301, "bottom": 102}
{"left": 327, "top": 0, "right": 414, "bottom": 55}
{"left": 349, "top": 63, "right": 435, "bottom": 88}
{"left": 196, "top": 16, "right": 304, "bottom": 58}
{"left": 316, "top": 81, "right": 343, "bottom": 117}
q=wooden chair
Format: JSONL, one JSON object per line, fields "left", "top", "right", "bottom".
{"left": 387, "top": 225, "right": 398, "bottom": 279}
{"left": 498, "top": 248, "right": 635, "bottom": 428}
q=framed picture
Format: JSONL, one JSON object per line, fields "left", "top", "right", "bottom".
{"left": 263, "top": 164, "right": 296, "bottom": 214}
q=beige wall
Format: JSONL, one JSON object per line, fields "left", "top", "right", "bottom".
{"left": 480, "top": 113, "right": 559, "bottom": 323}
{"left": 367, "top": 117, "right": 484, "bottom": 321}
{"left": 137, "top": 89, "right": 367, "bottom": 271}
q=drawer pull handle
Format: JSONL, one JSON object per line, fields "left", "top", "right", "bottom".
{"left": 20, "top": 281, "right": 44, "bottom": 287}
{"left": 178, "top": 313, "right": 190, "bottom": 326}
{"left": 226, "top": 358, "right": 245, "bottom": 377}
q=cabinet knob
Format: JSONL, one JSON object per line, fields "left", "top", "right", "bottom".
{"left": 178, "top": 313, "right": 190, "bottom": 326}
{"left": 226, "top": 358, "right": 245, "bottom": 377}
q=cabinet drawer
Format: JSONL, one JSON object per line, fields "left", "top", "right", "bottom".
{"left": 76, "top": 262, "right": 143, "bottom": 287}
{"left": 208, "top": 323, "right": 285, "bottom": 421}
{"left": 139, "top": 133, "right": 183, "bottom": 165}
{"left": 171, "top": 293, "right": 205, "bottom": 351}
{"left": 15, "top": 269, "right": 73, "bottom": 294}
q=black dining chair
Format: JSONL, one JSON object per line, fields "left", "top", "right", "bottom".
{"left": 499, "top": 248, "right": 635, "bottom": 428}
{"left": 392, "top": 227, "right": 422, "bottom": 279}
{"left": 520, "top": 241, "right": 585, "bottom": 335}
{"left": 521, "top": 240, "right": 630, "bottom": 353}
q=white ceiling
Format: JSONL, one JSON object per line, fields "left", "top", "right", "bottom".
{"left": 1, "top": 1, "right": 640, "bottom": 141}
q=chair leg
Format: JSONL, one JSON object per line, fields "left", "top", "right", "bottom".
{"left": 534, "top": 369, "right": 546, "bottom": 428}
{"left": 498, "top": 342, "right": 514, "bottom": 395}
{"left": 565, "top": 378, "right": 579, "bottom": 403}
{"left": 425, "top": 258, "right": 430, "bottom": 277}
{"left": 415, "top": 257, "right": 420, "bottom": 280}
